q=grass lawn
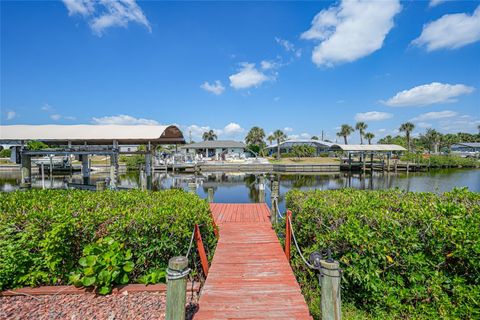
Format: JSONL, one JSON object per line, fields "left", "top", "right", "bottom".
{"left": 268, "top": 157, "right": 340, "bottom": 165}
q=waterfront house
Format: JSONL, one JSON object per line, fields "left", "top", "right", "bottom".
{"left": 181, "top": 140, "right": 248, "bottom": 160}
{"left": 451, "top": 142, "right": 480, "bottom": 157}
{"left": 266, "top": 139, "right": 334, "bottom": 156}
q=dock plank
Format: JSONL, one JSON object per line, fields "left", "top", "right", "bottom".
{"left": 194, "top": 203, "right": 312, "bottom": 319}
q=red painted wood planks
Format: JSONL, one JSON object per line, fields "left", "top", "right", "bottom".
{"left": 197, "top": 204, "right": 312, "bottom": 319}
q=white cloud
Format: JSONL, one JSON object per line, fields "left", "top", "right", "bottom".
{"left": 229, "top": 63, "right": 269, "bottom": 89}
{"left": 200, "top": 80, "right": 225, "bottom": 95}
{"left": 417, "top": 122, "right": 432, "bottom": 128}
{"left": 411, "top": 110, "right": 458, "bottom": 122}
{"left": 284, "top": 127, "right": 293, "bottom": 132}
{"left": 41, "top": 103, "right": 53, "bottom": 111}
{"left": 63, "top": 0, "right": 94, "bottom": 16}
{"left": 383, "top": 82, "right": 474, "bottom": 107}
{"left": 50, "top": 114, "right": 62, "bottom": 121}
{"left": 62, "top": 0, "right": 151, "bottom": 36}
{"left": 300, "top": 133, "right": 311, "bottom": 139}
{"left": 223, "top": 122, "right": 244, "bottom": 136}
{"left": 261, "top": 60, "right": 277, "bottom": 70}
{"left": 6, "top": 110, "right": 16, "bottom": 120}
{"left": 186, "top": 123, "right": 245, "bottom": 140}
{"left": 413, "top": 6, "right": 480, "bottom": 51}
{"left": 429, "top": 0, "right": 448, "bottom": 7}
{"left": 438, "top": 116, "right": 480, "bottom": 133}
{"left": 301, "top": 0, "right": 401, "bottom": 66}
{"left": 92, "top": 114, "right": 159, "bottom": 125}
{"left": 354, "top": 111, "right": 393, "bottom": 122}
{"left": 275, "top": 37, "right": 302, "bottom": 57}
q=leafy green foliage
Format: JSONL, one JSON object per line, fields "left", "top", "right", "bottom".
{"left": 26, "top": 140, "right": 49, "bottom": 150}
{"left": 283, "top": 188, "right": 480, "bottom": 319}
{"left": 69, "top": 237, "right": 134, "bottom": 294}
{"left": 401, "top": 152, "right": 479, "bottom": 168}
{"left": 120, "top": 154, "right": 146, "bottom": 170}
{"left": 0, "top": 148, "right": 11, "bottom": 158}
{"left": 0, "top": 189, "right": 216, "bottom": 291}
{"left": 289, "top": 145, "right": 316, "bottom": 158}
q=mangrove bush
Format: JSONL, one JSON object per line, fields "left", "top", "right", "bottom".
{"left": 0, "top": 189, "right": 216, "bottom": 292}
{"left": 283, "top": 188, "right": 480, "bottom": 319}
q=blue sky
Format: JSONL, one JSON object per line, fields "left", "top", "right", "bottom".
{"left": 1, "top": 0, "right": 479, "bottom": 143}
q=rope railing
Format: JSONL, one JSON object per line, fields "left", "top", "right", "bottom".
{"left": 287, "top": 215, "right": 315, "bottom": 269}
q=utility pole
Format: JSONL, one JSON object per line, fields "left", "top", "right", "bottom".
{"left": 189, "top": 130, "right": 192, "bottom": 144}
{"left": 321, "top": 130, "right": 324, "bottom": 141}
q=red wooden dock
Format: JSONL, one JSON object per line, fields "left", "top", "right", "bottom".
{"left": 195, "top": 203, "right": 312, "bottom": 319}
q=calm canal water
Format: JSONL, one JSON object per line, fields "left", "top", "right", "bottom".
{"left": 1, "top": 169, "right": 478, "bottom": 211}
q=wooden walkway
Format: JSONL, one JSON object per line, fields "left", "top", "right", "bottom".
{"left": 195, "top": 203, "right": 312, "bottom": 319}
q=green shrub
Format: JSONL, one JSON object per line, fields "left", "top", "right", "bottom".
{"left": 0, "top": 148, "right": 11, "bottom": 158}
{"left": 290, "top": 145, "right": 316, "bottom": 158}
{"left": 283, "top": 188, "right": 480, "bottom": 319}
{"left": 120, "top": 154, "right": 146, "bottom": 170}
{"left": 0, "top": 189, "right": 216, "bottom": 291}
{"left": 69, "top": 237, "right": 134, "bottom": 294}
{"left": 401, "top": 153, "right": 479, "bottom": 168}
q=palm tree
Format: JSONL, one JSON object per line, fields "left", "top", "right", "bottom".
{"left": 399, "top": 122, "right": 415, "bottom": 152}
{"left": 267, "top": 134, "right": 275, "bottom": 145}
{"left": 245, "top": 127, "right": 266, "bottom": 146}
{"left": 202, "top": 130, "right": 217, "bottom": 141}
{"left": 364, "top": 132, "right": 375, "bottom": 144}
{"left": 272, "top": 129, "right": 287, "bottom": 159}
{"left": 424, "top": 129, "right": 442, "bottom": 153}
{"left": 355, "top": 122, "right": 368, "bottom": 144}
{"left": 336, "top": 124, "right": 354, "bottom": 144}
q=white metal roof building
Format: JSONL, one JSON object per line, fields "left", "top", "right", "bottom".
{"left": 266, "top": 139, "right": 334, "bottom": 156}
{"left": 0, "top": 125, "right": 185, "bottom": 145}
{"left": 329, "top": 144, "right": 406, "bottom": 152}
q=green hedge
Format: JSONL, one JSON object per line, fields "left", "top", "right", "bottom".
{"left": 284, "top": 188, "right": 480, "bottom": 319}
{"left": 401, "top": 153, "right": 479, "bottom": 168}
{"left": 0, "top": 189, "right": 216, "bottom": 291}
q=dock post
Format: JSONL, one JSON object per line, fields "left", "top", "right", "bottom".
{"left": 96, "top": 180, "right": 106, "bottom": 191}
{"left": 145, "top": 152, "right": 152, "bottom": 190}
{"left": 285, "top": 210, "right": 292, "bottom": 262}
{"left": 81, "top": 155, "right": 90, "bottom": 185}
{"left": 258, "top": 176, "right": 265, "bottom": 203}
{"left": 20, "top": 153, "right": 32, "bottom": 189}
{"left": 270, "top": 180, "right": 279, "bottom": 224}
{"left": 362, "top": 152, "right": 366, "bottom": 173}
{"left": 320, "top": 259, "right": 342, "bottom": 320}
{"left": 207, "top": 187, "right": 214, "bottom": 202}
{"left": 348, "top": 153, "right": 352, "bottom": 171}
{"left": 386, "top": 153, "right": 391, "bottom": 172}
{"left": 166, "top": 256, "right": 189, "bottom": 320}
{"left": 188, "top": 182, "right": 196, "bottom": 194}
{"left": 41, "top": 163, "right": 45, "bottom": 189}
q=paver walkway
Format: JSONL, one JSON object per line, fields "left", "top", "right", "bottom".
{"left": 195, "top": 203, "right": 312, "bottom": 319}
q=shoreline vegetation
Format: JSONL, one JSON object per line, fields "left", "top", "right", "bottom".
{"left": 0, "top": 189, "right": 216, "bottom": 294}
{"left": 282, "top": 188, "right": 480, "bottom": 319}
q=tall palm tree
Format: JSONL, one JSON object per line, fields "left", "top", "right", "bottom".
{"left": 355, "top": 122, "right": 368, "bottom": 144}
{"left": 336, "top": 124, "right": 354, "bottom": 144}
{"left": 399, "top": 122, "right": 415, "bottom": 152}
{"left": 364, "top": 132, "right": 375, "bottom": 144}
{"left": 272, "top": 129, "right": 287, "bottom": 159}
{"left": 267, "top": 134, "right": 275, "bottom": 145}
{"left": 424, "top": 129, "right": 442, "bottom": 154}
{"left": 245, "top": 127, "right": 266, "bottom": 146}
{"left": 202, "top": 130, "right": 217, "bottom": 141}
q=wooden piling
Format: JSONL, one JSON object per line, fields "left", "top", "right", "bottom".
{"left": 166, "top": 256, "right": 188, "bottom": 320}
{"left": 207, "top": 188, "right": 214, "bottom": 202}
{"left": 96, "top": 180, "right": 106, "bottom": 191}
{"left": 285, "top": 210, "right": 292, "bottom": 263}
{"left": 321, "top": 259, "right": 342, "bottom": 320}
{"left": 188, "top": 182, "right": 196, "bottom": 194}
{"left": 270, "top": 180, "right": 279, "bottom": 224}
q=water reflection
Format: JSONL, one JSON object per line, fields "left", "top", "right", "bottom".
{"left": 1, "top": 169, "right": 479, "bottom": 211}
